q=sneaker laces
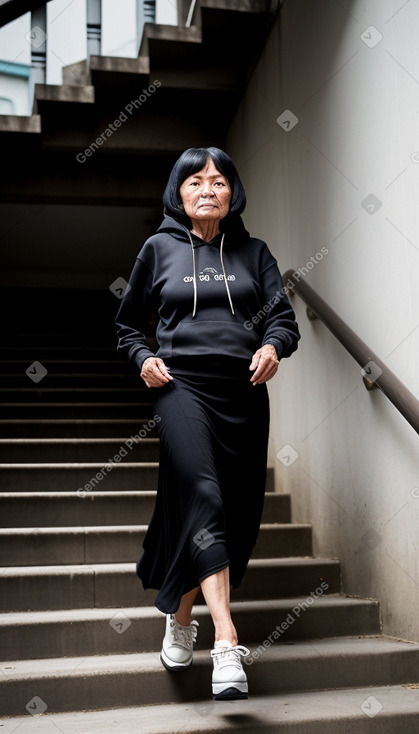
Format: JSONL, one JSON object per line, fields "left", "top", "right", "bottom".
{"left": 211, "top": 644, "right": 250, "bottom": 671}
{"left": 170, "top": 616, "right": 199, "bottom": 648}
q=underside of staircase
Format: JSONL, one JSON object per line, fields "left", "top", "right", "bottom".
{"left": 1, "top": 0, "right": 419, "bottom": 730}
{"left": 0, "top": 0, "right": 279, "bottom": 207}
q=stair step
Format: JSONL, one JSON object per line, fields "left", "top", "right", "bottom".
{"left": 34, "top": 83, "right": 95, "bottom": 110}
{"left": 0, "top": 388, "right": 149, "bottom": 403}
{"left": 0, "top": 464, "right": 275, "bottom": 494}
{"left": 141, "top": 2, "right": 272, "bottom": 95}
{"left": 0, "top": 637, "right": 418, "bottom": 717}
{"left": 0, "top": 374, "right": 143, "bottom": 388}
{"left": 0, "top": 418, "right": 159, "bottom": 438}
{"left": 0, "top": 559, "right": 342, "bottom": 612}
{"left": 0, "top": 490, "right": 291, "bottom": 527}
{"left": 0, "top": 359, "right": 129, "bottom": 374}
{"left": 0, "top": 437, "right": 160, "bottom": 463}
{"left": 0, "top": 597, "right": 381, "bottom": 660}
{"left": 139, "top": 23, "right": 202, "bottom": 63}
{"left": 0, "top": 462, "right": 159, "bottom": 492}
{"left": 0, "top": 523, "right": 312, "bottom": 566}
{"left": 0, "top": 346, "right": 118, "bottom": 359}
{"left": 143, "top": 24, "right": 237, "bottom": 93}
{"left": 0, "top": 403, "right": 154, "bottom": 419}
{"left": 3, "top": 687, "right": 418, "bottom": 734}
{"left": 89, "top": 54, "right": 150, "bottom": 88}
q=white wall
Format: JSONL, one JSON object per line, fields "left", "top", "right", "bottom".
{"left": 156, "top": 0, "right": 177, "bottom": 25}
{"left": 101, "top": 0, "right": 178, "bottom": 58}
{"left": 46, "top": 0, "right": 86, "bottom": 84}
{"left": 0, "top": 72, "right": 29, "bottom": 114}
{"left": 0, "top": 11, "right": 31, "bottom": 113}
{"left": 227, "top": 0, "right": 419, "bottom": 642}
{"left": 0, "top": 12, "right": 30, "bottom": 66}
{"left": 102, "top": 0, "right": 137, "bottom": 58}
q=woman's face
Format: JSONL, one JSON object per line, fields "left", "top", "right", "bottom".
{"left": 179, "top": 158, "right": 232, "bottom": 224}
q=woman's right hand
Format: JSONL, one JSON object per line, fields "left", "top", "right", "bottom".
{"left": 140, "top": 357, "right": 173, "bottom": 388}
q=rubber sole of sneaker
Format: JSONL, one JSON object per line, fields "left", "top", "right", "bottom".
{"left": 213, "top": 684, "right": 248, "bottom": 701}
{"left": 160, "top": 651, "right": 193, "bottom": 672}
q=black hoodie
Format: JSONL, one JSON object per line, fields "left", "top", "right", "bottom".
{"left": 115, "top": 215, "right": 300, "bottom": 372}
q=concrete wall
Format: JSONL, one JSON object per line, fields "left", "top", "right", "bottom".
{"left": 227, "top": 0, "right": 419, "bottom": 642}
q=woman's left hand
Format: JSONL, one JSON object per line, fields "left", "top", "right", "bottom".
{"left": 249, "top": 344, "right": 280, "bottom": 385}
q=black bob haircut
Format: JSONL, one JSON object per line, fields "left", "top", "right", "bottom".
{"left": 162, "top": 147, "right": 246, "bottom": 229}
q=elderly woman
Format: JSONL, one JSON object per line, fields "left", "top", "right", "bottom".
{"left": 115, "top": 146, "right": 300, "bottom": 701}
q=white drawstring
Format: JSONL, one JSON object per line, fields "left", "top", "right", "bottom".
{"left": 186, "top": 227, "right": 235, "bottom": 318}
{"left": 219, "top": 233, "right": 235, "bottom": 315}
{"left": 191, "top": 242, "right": 198, "bottom": 318}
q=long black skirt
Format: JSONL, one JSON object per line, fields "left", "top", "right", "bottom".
{"left": 136, "top": 357, "right": 270, "bottom": 614}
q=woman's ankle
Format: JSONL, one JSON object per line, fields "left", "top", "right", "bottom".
{"left": 174, "top": 612, "right": 192, "bottom": 626}
{"left": 214, "top": 627, "right": 238, "bottom": 647}
{"left": 174, "top": 587, "right": 200, "bottom": 626}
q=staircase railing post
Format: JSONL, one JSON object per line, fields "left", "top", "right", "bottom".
{"left": 185, "top": 0, "right": 197, "bottom": 27}
{"left": 86, "top": 0, "right": 102, "bottom": 57}
{"left": 136, "top": 0, "right": 156, "bottom": 51}
{"left": 28, "top": 3, "right": 47, "bottom": 111}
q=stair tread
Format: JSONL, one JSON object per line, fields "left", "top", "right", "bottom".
{"left": 0, "top": 596, "right": 379, "bottom": 625}
{"left": 3, "top": 687, "right": 419, "bottom": 733}
{"left": 0, "top": 490, "right": 158, "bottom": 498}
{"left": 0, "top": 360, "right": 123, "bottom": 364}
{"left": 0, "top": 557, "right": 339, "bottom": 577}
{"left": 0, "top": 462, "right": 159, "bottom": 468}
{"left": 2, "top": 636, "right": 417, "bottom": 678}
{"left": 0, "top": 438, "right": 159, "bottom": 445}
{"left": 0, "top": 523, "right": 308, "bottom": 534}
{"left": 0, "top": 387, "right": 146, "bottom": 392}
{"left": 0, "top": 419, "right": 158, "bottom": 426}
{"left": 0, "top": 525, "right": 149, "bottom": 534}
{"left": 0, "top": 402, "right": 152, "bottom": 407}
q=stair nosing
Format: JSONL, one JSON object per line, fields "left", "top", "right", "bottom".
{"left": 0, "top": 523, "right": 308, "bottom": 535}
{"left": 2, "top": 636, "right": 417, "bottom": 677}
{"left": 0, "top": 596, "right": 380, "bottom": 625}
{"left": 0, "top": 490, "right": 158, "bottom": 498}
{"left": 3, "top": 686, "right": 419, "bottom": 731}
{"left": 0, "top": 462, "right": 159, "bottom": 469}
{"left": 0, "top": 558, "right": 340, "bottom": 577}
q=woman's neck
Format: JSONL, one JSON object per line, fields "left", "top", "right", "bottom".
{"left": 190, "top": 220, "right": 220, "bottom": 242}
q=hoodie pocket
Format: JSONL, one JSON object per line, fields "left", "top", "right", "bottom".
{"left": 172, "top": 320, "right": 260, "bottom": 359}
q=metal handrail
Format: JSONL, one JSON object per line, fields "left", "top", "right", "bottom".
{"left": 185, "top": 0, "right": 197, "bottom": 27}
{"left": 283, "top": 269, "right": 419, "bottom": 435}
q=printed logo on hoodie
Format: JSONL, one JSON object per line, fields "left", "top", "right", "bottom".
{"left": 183, "top": 267, "right": 236, "bottom": 283}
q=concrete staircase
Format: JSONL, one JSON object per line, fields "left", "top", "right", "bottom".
{"left": 1, "top": 0, "right": 419, "bottom": 726}
{"left": 1, "top": 306, "right": 419, "bottom": 731}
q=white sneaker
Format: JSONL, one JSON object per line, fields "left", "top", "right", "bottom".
{"left": 211, "top": 640, "right": 250, "bottom": 700}
{"left": 160, "top": 614, "right": 199, "bottom": 671}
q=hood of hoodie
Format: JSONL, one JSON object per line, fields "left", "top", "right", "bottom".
{"left": 155, "top": 214, "right": 250, "bottom": 318}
